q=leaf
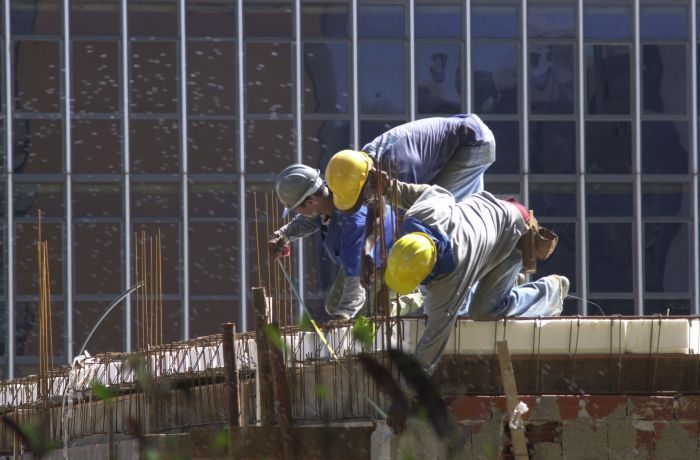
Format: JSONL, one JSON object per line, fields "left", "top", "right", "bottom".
{"left": 91, "top": 381, "right": 117, "bottom": 402}
{"left": 352, "top": 315, "right": 376, "bottom": 350}
{"left": 264, "top": 323, "right": 287, "bottom": 352}
{"left": 388, "top": 349, "right": 452, "bottom": 439}
{"left": 299, "top": 311, "right": 314, "bottom": 331}
{"left": 315, "top": 385, "right": 330, "bottom": 401}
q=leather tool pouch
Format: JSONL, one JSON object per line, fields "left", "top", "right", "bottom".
{"left": 518, "top": 211, "right": 559, "bottom": 274}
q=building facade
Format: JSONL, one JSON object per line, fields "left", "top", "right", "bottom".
{"left": 1, "top": 0, "right": 699, "bottom": 378}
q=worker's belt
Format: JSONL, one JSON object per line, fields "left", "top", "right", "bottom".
{"left": 517, "top": 210, "right": 558, "bottom": 274}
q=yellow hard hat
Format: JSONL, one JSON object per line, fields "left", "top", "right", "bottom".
{"left": 325, "top": 149, "right": 373, "bottom": 211}
{"left": 384, "top": 232, "right": 437, "bottom": 295}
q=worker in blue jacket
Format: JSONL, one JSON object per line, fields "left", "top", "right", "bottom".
{"left": 268, "top": 164, "right": 397, "bottom": 319}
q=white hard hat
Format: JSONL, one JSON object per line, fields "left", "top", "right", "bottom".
{"left": 275, "top": 164, "right": 323, "bottom": 216}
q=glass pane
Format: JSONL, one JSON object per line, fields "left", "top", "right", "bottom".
{"left": 13, "top": 119, "right": 63, "bottom": 174}
{"left": 74, "top": 300, "right": 123, "bottom": 356}
{"left": 528, "top": 5, "right": 575, "bottom": 39}
{"left": 128, "top": 0, "right": 177, "bottom": 36}
{"left": 588, "top": 223, "right": 633, "bottom": 293}
{"left": 244, "top": 120, "right": 294, "bottom": 175}
{"left": 587, "top": 298, "right": 634, "bottom": 316}
{"left": 189, "top": 180, "right": 238, "bottom": 218}
{"left": 191, "top": 301, "right": 239, "bottom": 338}
{"left": 642, "top": 182, "right": 689, "bottom": 218}
{"left": 131, "top": 119, "right": 179, "bottom": 174}
{"left": 131, "top": 223, "right": 180, "bottom": 295}
{"left": 186, "top": 0, "right": 235, "bottom": 37}
{"left": 536, "top": 222, "right": 576, "bottom": 293}
{"left": 529, "top": 183, "right": 576, "bottom": 218}
{"left": 529, "top": 121, "right": 576, "bottom": 174}
{"left": 359, "top": 120, "right": 405, "bottom": 147}
{"left": 358, "top": 5, "right": 405, "bottom": 38}
{"left": 14, "top": 41, "right": 61, "bottom": 113}
{"left": 415, "top": 5, "right": 461, "bottom": 39}
{"left": 585, "top": 45, "right": 631, "bottom": 115}
{"left": 302, "top": 120, "right": 351, "bottom": 169}
{"left": 11, "top": 0, "right": 61, "bottom": 35}
{"left": 359, "top": 43, "right": 405, "bottom": 114}
{"left": 644, "top": 299, "right": 690, "bottom": 316}
{"left": 586, "top": 121, "right": 632, "bottom": 174}
{"left": 529, "top": 44, "right": 574, "bottom": 114}
{"left": 417, "top": 43, "right": 462, "bottom": 115}
{"left": 74, "top": 223, "right": 122, "bottom": 295}
{"left": 471, "top": 6, "right": 518, "bottom": 39}
{"left": 244, "top": 2, "right": 292, "bottom": 38}
{"left": 15, "top": 301, "right": 65, "bottom": 369}
{"left": 187, "top": 42, "right": 236, "bottom": 115}
{"left": 14, "top": 222, "right": 63, "bottom": 296}
{"left": 304, "top": 43, "right": 349, "bottom": 114}
{"left": 130, "top": 41, "right": 178, "bottom": 114}
{"left": 586, "top": 183, "right": 633, "bottom": 218}
{"left": 188, "top": 120, "right": 236, "bottom": 173}
{"left": 643, "top": 45, "right": 687, "bottom": 115}
{"left": 641, "top": 5, "right": 688, "bottom": 40}
{"left": 486, "top": 121, "right": 519, "bottom": 174}
{"left": 584, "top": 5, "right": 632, "bottom": 39}
{"left": 645, "top": 223, "right": 688, "bottom": 293}
{"left": 70, "top": 0, "right": 119, "bottom": 36}
{"left": 189, "top": 222, "right": 237, "bottom": 295}
{"left": 246, "top": 42, "right": 293, "bottom": 114}
{"left": 72, "top": 119, "right": 122, "bottom": 174}
{"left": 130, "top": 300, "right": 181, "bottom": 348}
{"left": 642, "top": 121, "right": 688, "bottom": 174}
{"left": 72, "top": 41, "right": 120, "bottom": 113}
{"left": 73, "top": 182, "right": 122, "bottom": 218}
{"left": 131, "top": 181, "right": 180, "bottom": 218}
{"left": 13, "top": 182, "right": 64, "bottom": 218}
{"left": 302, "top": 2, "right": 349, "bottom": 38}
{"left": 473, "top": 44, "right": 518, "bottom": 114}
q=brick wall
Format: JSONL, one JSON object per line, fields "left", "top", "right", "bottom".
{"left": 446, "top": 395, "right": 700, "bottom": 459}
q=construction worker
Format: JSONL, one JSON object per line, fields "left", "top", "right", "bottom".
{"left": 348, "top": 113, "right": 495, "bottom": 204}
{"left": 268, "top": 164, "right": 403, "bottom": 320}
{"left": 325, "top": 151, "right": 567, "bottom": 374}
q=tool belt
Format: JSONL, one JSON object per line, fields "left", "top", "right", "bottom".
{"left": 518, "top": 210, "right": 559, "bottom": 274}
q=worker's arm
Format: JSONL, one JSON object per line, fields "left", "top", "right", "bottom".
{"left": 365, "top": 169, "right": 432, "bottom": 210}
{"left": 267, "top": 214, "right": 320, "bottom": 259}
{"left": 332, "top": 212, "right": 368, "bottom": 318}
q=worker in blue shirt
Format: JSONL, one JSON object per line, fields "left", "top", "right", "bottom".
{"left": 268, "top": 164, "right": 397, "bottom": 319}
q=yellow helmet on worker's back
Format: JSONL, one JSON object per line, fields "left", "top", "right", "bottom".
{"left": 384, "top": 232, "right": 437, "bottom": 295}
{"left": 325, "top": 149, "right": 373, "bottom": 211}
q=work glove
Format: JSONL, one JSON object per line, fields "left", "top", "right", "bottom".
{"left": 267, "top": 231, "right": 290, "bottom": 260}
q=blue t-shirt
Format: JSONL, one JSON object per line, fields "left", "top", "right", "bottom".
{"left": 362, "top": 114, "right": 487, "bottom": 185}
{"left": 320, "top": 204, "right": 396, "bottom": 277}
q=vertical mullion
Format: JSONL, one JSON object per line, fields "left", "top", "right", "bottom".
{"left": 690, "top": 0, "right": 699, "bottom": 314}
{"left": 408, "top": 0, "right": 415, "bottom": 120}
{"left": 521, "top": 0, "right": 529, "bottom": 206}
{"left": 237, "top": 0, "right": 247, "bottom": 330}
{"left": 352, "top": 0, "right": 359, "bottom": 148}
{"left": 121, "top": 0, "right": 132, "bottom": 352}
{"left": 179, "top": 0, "right": 189, "bottom": 340}
{"left": 633, "top": 0, "right": 643, "bottom": 314}
{"left": 465, "top": 0, "right": 471, "bottom": 113}
{"left": 63, "top": 0, "right": 73, "bottom": 362}
{"left": 294, "top": 0, "right": 304, "bottom": 316}
{"left": 576, "top": 0, "right": 588, "bottom": 314}
{"left": 4, "top": 0, "right": 14, "bottom": 378}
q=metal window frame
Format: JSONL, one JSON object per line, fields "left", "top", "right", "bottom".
{"left": 576, "top": 0, "right": 588, "bottom": 314}
{"left": 120, "top": 0, "right": 132, "bottom": 352}
{"left": 178, "top": 0, "right": 190, "bottom": 339}
{"left": 237, "top": 0, "right": 247, "bottom": 330}
{"left": 3, "top": 0, "right": 14, "bottom": 378}
{"left": 62, "top": 0, "right": 73, "bottom": 361}
{"left": 633, "top": 0, "right": 643, "bottom": 314}
{"left": 690, "top": 0, "right": 699, "bottom": 314}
